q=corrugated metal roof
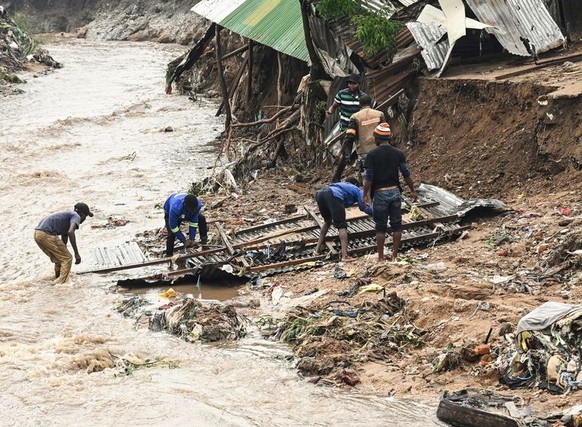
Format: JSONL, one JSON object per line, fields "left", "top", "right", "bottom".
{"left": 406, "top": 21, "right": 448, "bottom": 70}
{"left": 192, "top": 0, "right": 309, "bottom": 63}
{"left": 465, "top": 0, "right": 565, "bottom": 56}
{"left": 417, "top": 183, "right": 508, "bottom": 218}
{"left": 361, "top": 0, "right": 399, "bottom": 15}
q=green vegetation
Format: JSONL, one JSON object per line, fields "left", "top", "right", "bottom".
{"left": 315, "top": 0, "right": 402, "bottom": 56}
{"left": 0, "top": 71, "right": 24, "bottom": 83}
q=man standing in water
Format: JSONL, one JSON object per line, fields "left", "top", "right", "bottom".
{"left": 363, "top": 123, "right": 416, "bottom": 262}
{"left": 163, "top": 192, "right": 208, "bottom": 257}
{"left": 314, "top": 177, "right": 373, "bottom": 262}
{"left": 34, "top": 202, "right": 93, "bottom": 284}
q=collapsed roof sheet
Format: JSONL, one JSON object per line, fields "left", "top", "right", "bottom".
{"left": 464, "top": 0, "right": 565, "bottom": 56}
{"left": 192, "top": 0, "right": 310, "bottom": 62}
{"left": 406, "top": 21, "right": 448, "bottom": 70}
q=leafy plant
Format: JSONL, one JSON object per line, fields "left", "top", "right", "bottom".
{"left": 315, "top": 0, "right": 402, "bottom": 56}
{"left": 315, "top": 0, "right": 359, "bottom": 18}
{"left": 352, "top": 12, "right": 402, "bottom": 56}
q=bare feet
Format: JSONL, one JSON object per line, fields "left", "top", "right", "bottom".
{"left": 342, "top": 256, "right": 356, "bottom": 263}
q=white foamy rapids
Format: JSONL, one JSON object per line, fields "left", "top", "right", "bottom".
{"left": 0, "top": 38, "right": 443, "bottom": 426}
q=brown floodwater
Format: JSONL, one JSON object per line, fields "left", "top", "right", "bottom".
{"left": 0, "top": 37, "right": 445, "bottom": 426}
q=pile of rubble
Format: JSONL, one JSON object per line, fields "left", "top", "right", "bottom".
{"left": 0, "top": 6, "right": 61, "bottom": 91}
{"left": 116, "top": 295, "right": 249, "bottom": 343}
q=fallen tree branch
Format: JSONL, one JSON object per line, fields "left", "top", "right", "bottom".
{"left": 232, "top": 105, "right": 293, "bottom": 128}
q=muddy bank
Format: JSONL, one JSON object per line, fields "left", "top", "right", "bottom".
{"left": 180, "top": 169, "right": 581, "bottom": 423}
{"left": 407, "top": 61, "right": 582, "bottom": 201}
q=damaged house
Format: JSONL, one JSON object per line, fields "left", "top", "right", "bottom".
{"left": 167, "top": 0, "right": 582, "bottom": 171}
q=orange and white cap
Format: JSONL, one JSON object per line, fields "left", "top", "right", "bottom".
{"left": 373, "top": 122, "right": 392, "bottom": 140}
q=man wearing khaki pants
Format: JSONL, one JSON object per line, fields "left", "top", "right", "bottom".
{"left": 34, "top": 202, "right": 93, "bottom": 284}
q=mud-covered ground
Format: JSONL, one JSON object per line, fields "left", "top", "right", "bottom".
{"left": 184, "top": 54, "right": 582, "bottom": 422}
{"left": 4, "top": 3, "right": 581, "bottom": 420}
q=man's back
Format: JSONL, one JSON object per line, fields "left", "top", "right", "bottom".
{"left": 364, "top": 144, "right": 407, "bottom": 190}
{"left": 350, "top": 107, "right": 385, "bottom": 154}
{"left": 36, "top": 211, "right": 80, "bottom": 236}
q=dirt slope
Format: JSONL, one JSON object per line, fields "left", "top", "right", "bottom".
{"left": 407, "top": 49, "right": 582, "bottom": 201}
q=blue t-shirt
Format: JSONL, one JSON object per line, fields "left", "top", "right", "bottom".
{"left": 328, "top": 182, "right": 373, "bottom": 215}
{"left": 35, "top": 211, "right": 81, "bottom": 235}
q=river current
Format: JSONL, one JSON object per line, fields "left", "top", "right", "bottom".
{"left": 0, "top": 38, "right": 444, "bottom": 426}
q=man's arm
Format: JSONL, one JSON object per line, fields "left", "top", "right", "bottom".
{"left": 399, "top": 161, "right": 417, "bottom": 202}
{"left": 363, "top": 177, "right": 373, "bottom": 206}
{"left": 67, "top": 222, "right": 82, "bottom": 264}
{"left": 357, "top": 188, "right": 373, "bottom": 215}
{"left": 169, "top": 208, "right": 187, "bottom": 243}
{"left": 326, "top": 100, "right": 339, "bottom": 117}
{"left": 404, "top": 175, "right": 416, "bottom": 202}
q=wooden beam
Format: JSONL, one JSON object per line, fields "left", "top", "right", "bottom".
{"left": 304, "top": 205, "right": 336, "bottom": 254}
{"left": 221, "top": 44, "right": 249, "bottom": 61}
{"left": 246, "top": 40, "right": 253, "bottom": 103}
{"left": 495, "top": 51, "right": 582, "bottom": 80}
{"left": 217, "top": 55, "right": 249, "bottom": 115}
{"left": 216, "top": 222, "right": 235, "bottom": 255}
{"left": 248, "top": 254, "right": 325, "bottom": 273}
{"left": 214, "top": 25, "right": 232, "bottom": 129}
{"left": 235, "top": 213, "right": 307, "bottom": 235}
{"left": 376, "top": 88, "right": 405, "bottom": 111}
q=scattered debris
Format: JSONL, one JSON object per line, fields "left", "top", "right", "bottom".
{"left": 116, "top": 295, "right": 249, "bottom": 343}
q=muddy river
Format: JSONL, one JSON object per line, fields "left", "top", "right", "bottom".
{"left": 0, "top": 38, "right": 444, "bottom": 426}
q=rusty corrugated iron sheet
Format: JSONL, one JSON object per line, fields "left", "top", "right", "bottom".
{"left": 366, "top": 50, "right": 420, "bottom": 104}
{"left": 464, "top": 0, "right": 565, "bottom": 56}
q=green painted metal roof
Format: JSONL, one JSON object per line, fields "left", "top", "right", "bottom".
{"left": 198, "top": 0, "right": 309, "bottom": 62}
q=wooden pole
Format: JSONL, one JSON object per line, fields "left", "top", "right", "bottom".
{"left": 246, "top": 40, "right": 253, "bottom": 104}
{"left": 221, "top": 44, "right": 249, "bottom": 61}
{"left": 215, "top": 25, "right": 232, "bottom": 130}
{"left": 217, "top": 55, "right": 249, "bottom": 115}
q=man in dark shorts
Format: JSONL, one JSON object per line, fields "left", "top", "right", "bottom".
{"left": 34, "top": 202, "right": 93, "bottom": 284}
{"left": 363, "top": 123, "right": 416, "bottom": 262}
{"left": 314, "top": 177, "right": 373, "bottom": 262}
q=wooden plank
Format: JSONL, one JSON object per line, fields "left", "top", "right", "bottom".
{"left": 216, "top": 222, "right": 235, "bottom": 255}
{"left": 235, "top": 213, "right": 307, "bottom": 235}
{"left": 248, "top": 255, "right": 326, "bottom": 273}
{"left": 304, "top": 205, "right": 336, "bottom": 254}
{"left": 216, "top": 222, "right": 250, "bottom": 268}
{"left": 495, "top": 51, "right": 582, "bottom": 80}
{"left": 350, "top": 225, "right": 470, "bottom": 255}
{"left": 220, "top": 44, "right": 248, "bottom": 61}
{"left": 233, "top": 223, "right": 319, "bottom": 248}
